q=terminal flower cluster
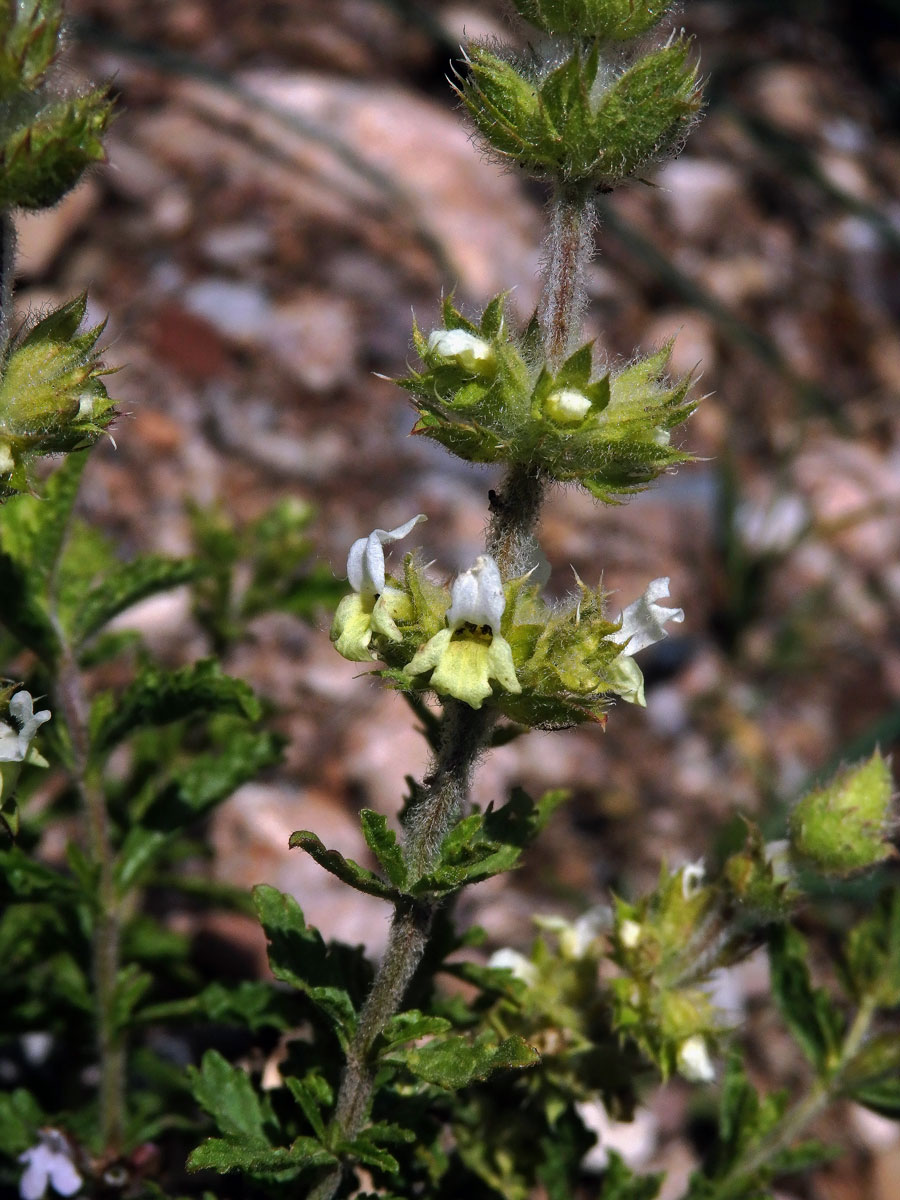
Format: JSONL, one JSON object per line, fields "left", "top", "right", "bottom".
{"left": 330, "top": 517, "right": 684, "bottom": 724}
{"left": 399, "top": 297, "right": 697, "bottom": 505}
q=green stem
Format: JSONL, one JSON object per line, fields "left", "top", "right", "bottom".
{"left": 704, "top": 997, "right": 877, "bottom": 1197}
{"left": 53, "top": 643, "right": 125, "bottom": 1156}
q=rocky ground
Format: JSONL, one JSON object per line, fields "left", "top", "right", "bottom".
{"left": 15, "top": 1, "right": 900, "bottom": 1195}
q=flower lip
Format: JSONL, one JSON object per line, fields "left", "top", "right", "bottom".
{"left": 18, "top": 1129, "right": 82, "bottom": 1200}
{"left": 446, "top": 554, "right": 505, "bottom": 633}
{"left": 0, "top": 690, "right": 51, "bottom": 763}
{"left": 345, "top": 514, "right": 426, "bottom": 597}
{"left": 616, "top": 576, "right": 684, "bottom": 657}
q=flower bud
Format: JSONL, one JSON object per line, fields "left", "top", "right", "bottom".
{"left": 0, "top": 296, "right": 116, "bottom": 498}
{"left": 426, "top": 329, "right": 496, "bottom": 375}
{"left": 544, "top": 387, "right": 592, "bottom": 425}
{"left": 789, "top": 752, "right": 896, "bottom": 877}
{"left": 676, "top": 1035, "right": 715, "bottom": 1083}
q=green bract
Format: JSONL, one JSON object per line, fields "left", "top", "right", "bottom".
{"left": 0, "top": 295, "right": 116, "bottom": 498}
{"left": 459, "top": 39, "right": 700, "bottom": 187}
{"left": 789, "top": 752, "right": 896, "bottom": 877}
{"left": 0, "top": 0, "right": 112, "bottom": 209}
{"left": 0, "top": 0, "right": 63, "bottom": 97}
{"left": 401, "top": 295, "right": 695, "bottom": 503}
{"left": 0, "top": 86, "right": 113, "bottom": 209}
{"left": 512, "top": 0, "right": 668, "bottom": 40}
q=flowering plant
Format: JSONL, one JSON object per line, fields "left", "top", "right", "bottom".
{"left": 0, "top": 2, "right": 898, "bottom": 1199}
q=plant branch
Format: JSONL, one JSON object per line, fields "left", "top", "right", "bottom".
{"left": 313, "top": 164, "right": 600, "bottom": 1200}
{"left": 701, "top": 997, "right": 878, "bottom": 1197}
{"left": 538, "top": 182, "right": 594, "bottom": 367}
{"left": 311, "top": 703, "right": 492, "bottom": 1199}
{"left": 0, "top": 210, "right": 16, "bottom": 360}
{"left": 52, "top": 641, "right": 125, "bottom": 1156}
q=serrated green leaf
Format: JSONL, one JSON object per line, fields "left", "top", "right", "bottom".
{"left": 851, "top": 1074, "right": 900, "bottom": 1119}
{"left": 0, "top": 456, "right": 87, "bottom": 659}
{"left": 190, "top": 1049, "right": 272, "bottom": 1147}
{"left": 360, "top": 809, "right": 408, "bottom": 889}
{"left": 110, "top": 963, "right": 153, "bottom": 1032}
{"left": 289, "top": 829, "right": 400, "bottom": 902}
{"left": 379, "top": 1009, "right": 452, "bottom": 1051}
{"left": 252, "top": 884, "right": 361, "bottom": 1045}
{"left": 72, "top": 555, "right": 204, "bottom": 643}
{"left": 842, "top": 1031, "right": 900, "bottom": 1118}
{"left": 0, "top": 1088, "right": 44, "bottom": 1155}
{"left": 843, "top": 888, "right": 900, "bottom": 1008}
{"left": 285, "top": 1072, "right": 333, "bottom": 1142}
{"left": 416, "top": 788, "right": 566, "bottom": 894}
{"left": 337, "top": 1135, "right": 399, "bottom": 1175}
{"left": 114, "top": 826, "right": 169, "bottom": 895}
{"left": 768, "top": 926, "right": 844, "bottom": 1073}
{"left": 138, "top": 729, "right": 284, "bottom": 831}
{"left": 187, "top": 1136, "right": 333, "bottom": 1176}
{"left": 137, "top": 980, "right": 296, "bottom": 1032}
{"left": 0, "top": 846, "right": 79, "bottom": 899}
{"left": 390, "top": 1031, "right": 538, "bottom": 1090}
{"left": 0, "top": 452, "right": 85, "bottom": 580}
{"left": 598, "top": 1152, "right": 663, "bottom": 1200}
{"left": 90, "top": 659, "right": 260, "bottom": 754}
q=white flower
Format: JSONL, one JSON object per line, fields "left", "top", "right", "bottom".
{"left": 332, "top": 515, "right": 426, "bottom": 663}
{"left": 426, "top": 328, "right": 495, "bottom": 374}
{"left": 0, "top": 691, "right": 51, "bottom": 763}
{"left": 605, "top": 578, "right": 684, "bottom": 707}
{"left": 405, "top": 554, "right": 521, "bottom": 710}
{"left": 535, "top": 907, "right": 610, "bottom": 960}
{"left": 19, "top": 1131, "right": 82, "bottom": 1200}
{"left": 488, "top": 947, "right": 538, "bottom": 985}
{"left": 345, "top": 514, "right": 426, "bottom": 598}
{"left": 619, "top": 919, "right": 643, "bottom": 949}
{"left": 616, "top": 577, "right": 684, "bottom": 656}
{"left": 445, "top": 555, "right": 505, "bottom": 632}
{"left": 681, "top": 858, "right": 705, "bottom": 898}
{"left": 545, "top": 387, "right": 592, "bottom": 425}
{"left": 676, "top": 1035, "right": 715, "bottom": 1083}
{"left": 576, "top": 1100, "right": 658, "bottom": 1173}
{"left": 737, "top": 493, "right": 807, "bottom": 555}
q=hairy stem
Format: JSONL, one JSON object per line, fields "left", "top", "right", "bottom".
{"left": 311, "top": 704, "right": 491, "bottom": 1199}
{"left": 54, "top": 644, "right": 125, "bottom": 1156}
{"left": 538, "top": 182, "right": 594, "bottom": 367}
{"left": 313, "top": 166, "right": 599, "bottom": 1200}
{"left": 487, "top": 461, "right": 545, "bottom": 579}
{"left": 0, "top": 210, "right": 15, "bottom": 360}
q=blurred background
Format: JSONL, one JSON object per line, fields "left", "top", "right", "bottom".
{"left": 20, "top": 1, "right": 900, "bottom": 1195}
